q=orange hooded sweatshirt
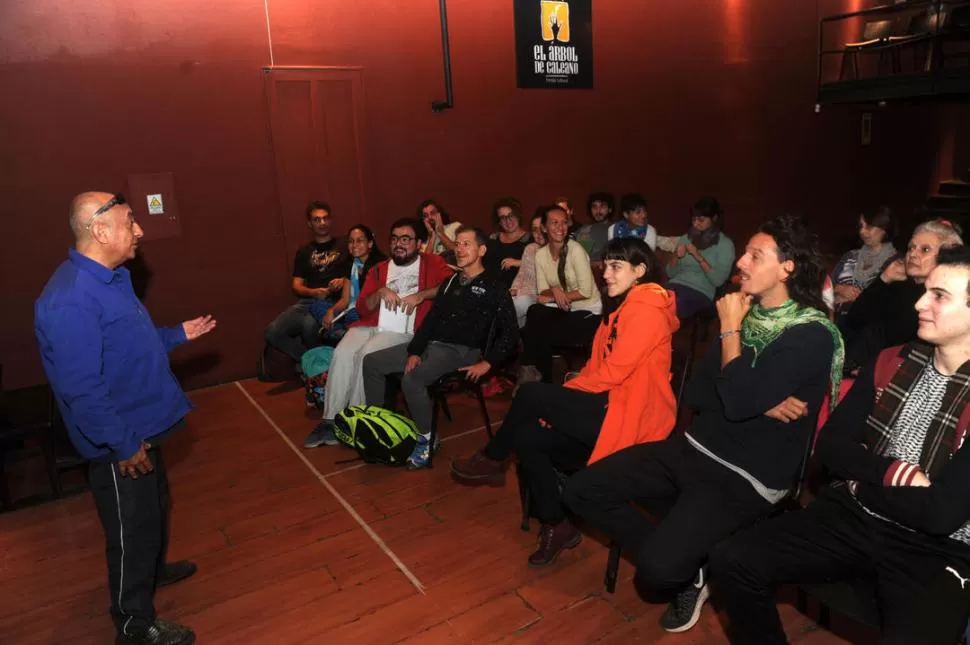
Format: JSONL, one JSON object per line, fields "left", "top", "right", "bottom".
{"left": 565, "top": 282, "right": 680, "bottom": 464}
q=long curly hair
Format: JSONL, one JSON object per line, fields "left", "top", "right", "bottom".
{"left": 758, "top": 213, "right": 827, "bottom": 313}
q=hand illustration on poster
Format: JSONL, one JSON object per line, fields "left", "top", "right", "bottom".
{"left": 515, "top": 0, "right": 592, "bottom": 89}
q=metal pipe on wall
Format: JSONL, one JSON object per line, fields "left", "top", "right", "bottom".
{"left": 432, "top": 0, "right": 454, "bottom": 112}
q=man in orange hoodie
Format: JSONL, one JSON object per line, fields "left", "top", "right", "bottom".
{"left": 564, "top": 214, "right": 843, "bottom": 634}
{"left": 452, "top": 238, "right": 679, "bottom": 567}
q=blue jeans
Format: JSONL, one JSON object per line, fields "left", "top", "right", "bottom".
{"left": 667, "top": 283, "right": 713, "bottom": 321}
{"left": 264, "top": 299, "right": 322, "bottom": 361}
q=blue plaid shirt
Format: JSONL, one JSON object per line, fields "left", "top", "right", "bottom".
{"left": 34, "top": 249, "right": 191, "bottom": 460}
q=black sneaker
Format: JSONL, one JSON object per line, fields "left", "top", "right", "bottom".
{"left": 116, "top": 619, "right": 195, "bottom": 645}
{"left": 659, "top": 567, "right": 710, "bottom": 633}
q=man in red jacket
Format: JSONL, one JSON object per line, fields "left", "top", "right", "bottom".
{"left": 304, "top": 218, "right": 452, "bottom": 448}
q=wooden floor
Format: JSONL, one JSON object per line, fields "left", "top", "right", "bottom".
{"left": 0, "top": 379, "right": 876, "bottom": 644}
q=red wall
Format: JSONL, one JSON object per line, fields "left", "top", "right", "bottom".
{"left": 0, "top": 0, "right": 952, "bottom": 390}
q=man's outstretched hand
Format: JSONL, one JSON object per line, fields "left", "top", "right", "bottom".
{"left": 182, "top": 315, "right": 217, "bottom": 341}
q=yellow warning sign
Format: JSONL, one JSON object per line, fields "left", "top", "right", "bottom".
{"left": 147, "top": 194, "right": 164, "bottom": 215}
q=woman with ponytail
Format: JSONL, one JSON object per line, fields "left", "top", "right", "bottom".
{"left": 452, "top": 238, "right": 680, "bottom": 568}
{"left": 516, "top": 205, "right": 602, "bottom": 386}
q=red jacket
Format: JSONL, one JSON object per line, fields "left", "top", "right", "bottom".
{"left": 351, "top": 254, "right": 453, "bottom": 330}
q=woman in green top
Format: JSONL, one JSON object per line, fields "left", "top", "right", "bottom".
{"left": 666, "top": 197, "right": 736, "bottom": 320}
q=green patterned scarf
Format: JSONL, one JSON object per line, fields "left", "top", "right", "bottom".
{"left": 741, "top": 299, "right": 844, "bottom": 412}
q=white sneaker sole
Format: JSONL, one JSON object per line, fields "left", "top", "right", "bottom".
{"left": 663, "top": 584, "right": 710, "bottom": 633}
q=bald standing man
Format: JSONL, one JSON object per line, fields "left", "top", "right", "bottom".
{"left": 35, "top": 192, "right": 215, "bottom": 645}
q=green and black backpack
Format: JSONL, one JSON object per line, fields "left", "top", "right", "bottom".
{"left": 333, "top": 405, "right": 419, "bottom": 466}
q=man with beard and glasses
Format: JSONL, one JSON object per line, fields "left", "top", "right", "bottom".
{"left": 264, "top": 201, "right": 350, "bottom": 363}
{"left": 362, "top": 227, "right": 519, "bottom": 469}
{"left": 303, "top": 218, "right": 452, "bottom": 448}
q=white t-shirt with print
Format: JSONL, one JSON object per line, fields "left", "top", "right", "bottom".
{"left": 378, "top": 259, "right": 421, "bottom": 334}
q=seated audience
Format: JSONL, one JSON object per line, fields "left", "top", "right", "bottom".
{"left": 712, "top": 245, "right": 970, "bottom": 645}
{"left": 452, "top": 238, "right": 680, "bottom": 566}
{"left": 665, "top": 197, "right": 736, "bottom": 320}
{"left": 312, "top": 224, "right": 386, "bottom": 341}
{"left": 574, "top": 191, "right": 615, "bottom": 265}
{"left": 485, "top": 197, "right": 531, "bottom": 288}
{"left": 419, "top": 199, "right": 461, "bottom": 263}
{"left": 517, "top": 205, "right": 602, "bottom": 385}
{"left": 608, "top": 193, "right": 657, "bottom": 250}
{"left": 362, "top": 227, "right": 519, "bottom": 469}
{"left": 510, "top": 211, "right": 547, "bottom": 328}
{"left": 840, "top": 219, "right": 962, "bottom": 372}
{"left": 264, "top": 201, "right": 349, "bottom": 362}
{"left": 303, "top": 219, "right": 451, "bottom": 448}
{"left": 831, "top": 206, "right": 896, "bottom": 318}
{"left": 564, "top": 214, "right": 844, "bottom": 633}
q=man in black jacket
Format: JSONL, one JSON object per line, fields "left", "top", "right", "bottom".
{"left": 363, "top": 226, "right": 518, "bottom": 470}
{"left": 711, "top": 245, "right": 970, "bottom": 645}
{"left": 563, "top": 214, "right": 842, "bottom": 633}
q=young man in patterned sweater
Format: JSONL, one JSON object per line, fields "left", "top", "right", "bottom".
{"left": 712, "top": 245, "right": 970, "bottom": 645}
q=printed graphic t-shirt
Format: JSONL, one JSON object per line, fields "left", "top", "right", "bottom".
{"left": 293, "top": 240, "right": 348, "bottom": 290}
{"left": 378, "top": 259, "right": 421, "bottom": 334}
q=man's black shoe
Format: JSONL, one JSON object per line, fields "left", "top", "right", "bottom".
{"left": 157, "top": 560, "right": 197, "bottom": 588}
{"left": 116, "top": 619, "right": 195, "bottom": 645}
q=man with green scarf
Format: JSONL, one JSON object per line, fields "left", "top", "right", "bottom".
{"left": 712, "top": 245, "right": 970, "bottom": 644}
{"left": 565, "top": 214, "right": 843, "bottom": 634}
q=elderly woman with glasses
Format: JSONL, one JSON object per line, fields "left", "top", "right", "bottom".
{"left": 840, "top": 218, "right": 964, "bottom": 373}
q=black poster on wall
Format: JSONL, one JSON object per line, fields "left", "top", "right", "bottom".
{"left": 514, "top": 0, "right": 593, "bottom": 89}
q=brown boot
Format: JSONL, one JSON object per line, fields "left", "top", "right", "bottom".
{"left": 528, "top": 520, "right": 582, "bottom": 568}
{"left": 451, "top": 450, "right": 506, "bottom": 486}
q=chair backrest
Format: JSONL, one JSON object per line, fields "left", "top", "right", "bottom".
{"left": 671, "top": 347, "right": 692, "bottom": 422}
{"left": 862, "top": 19, "right": 893, "bottom": 41}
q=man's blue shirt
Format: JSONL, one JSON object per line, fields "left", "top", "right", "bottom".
{"left": 34, "top": 249, "right": 191, "bottom": 460}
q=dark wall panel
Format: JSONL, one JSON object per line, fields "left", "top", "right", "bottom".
{"left": 0, "top": 0, "right": 956, "bottom": 389}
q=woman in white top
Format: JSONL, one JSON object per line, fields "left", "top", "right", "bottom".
{"left": 518, "top": 205, "right": 602, "bottom": 385}
{"left": 607, "top": 192, "right": 657, "bottom": 251}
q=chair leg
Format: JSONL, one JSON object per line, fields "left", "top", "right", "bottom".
{"left": 0, "top": 456, "right": 11, "bottom": 511}
{"left": 818, "top": 602, "right": 831, "bottom": 629}
{"left": 605, "top": 541, "right": 622, "bottom": 594}
{"left": 440, "top": 393, "right": 453, "bottom": 423}
{"left": 428, "top": 395, "right": 440, "bottom": 469}
{"left": 475, "top": 385, "right": 493, "bottom": 438}
{"left": 796, "top": 587, "right": 808, "bottom": 614}
{"left": 517, "top": 463, "right": 531, "bottom": 532}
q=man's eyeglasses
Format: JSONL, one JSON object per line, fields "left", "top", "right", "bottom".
{"left": 390, "top": 235, "right": 415, "bottom": 244}
{"left": 84, "top": 194, "right": 127, "bottom": 231}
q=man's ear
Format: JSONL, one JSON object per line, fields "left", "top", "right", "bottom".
{"left": 780, "top": 259, "right": 795, "bottom": 281}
